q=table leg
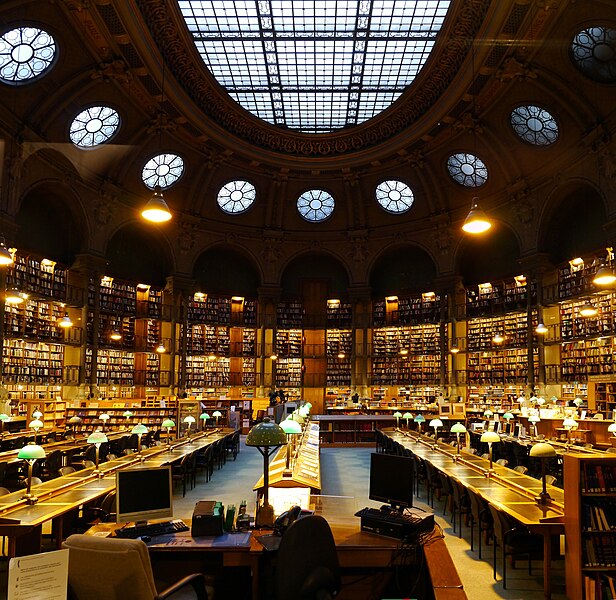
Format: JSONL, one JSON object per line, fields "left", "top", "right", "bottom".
{"left": 542, "top": 531, "right": 551, "bottom": 600}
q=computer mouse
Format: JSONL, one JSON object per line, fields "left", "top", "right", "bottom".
{"left": 139, "top": 535, "right": 152, "bottom": 543}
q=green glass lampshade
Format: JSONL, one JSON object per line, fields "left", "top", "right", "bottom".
{"left": 32, "top": 410, "right": 43, "bottom": 419}
{"left": 573, "top": 398, "right": 584, "bottom": 407}
{"left": 480, "top": 431, "right": 500, "bottom": 443}
{"left": 0, "top": 413, "right": 9, "bottom": 421}
{"left": 502, "top": 412, "right": 514, "bottom": 421}
{"left": 530, "top": 442, "right": 557, "bottom": 458}
{"left": 199, "top": 413, "right": 210, "bottom": 421}
{"left": 68, "top": 416, "right": 83, "bottom": 425}
{"left": 280, "top": 419, "right": 302, "bottom": 435}
{"left": 212, "top": 411, "right": 222, "bottom": 418}
{"left": 451, "top": 423, "right": 467, "bottom": 434}
{"left": 131, "top": 423, "right": 148, "bottom": 435}
{"left": 99, "top": 413, "right": 110, "bottom": 421}
{"left": 29, "top": 419, "right": 44, "bottom": 430}
{"left": 87, "top": 431, "right": 108, "bottom": 444}
{"left": 393, "top": 411, "right": 402, "bottom": 419}
{"left": 414, "top": 414, "right": 425, "bottom": 423}
{"left": 123, "top": 411, "right": 134, "bottom": 418}
{"left": 246, "top": 418, "right": 287, "bottom": 447}
{"left": 161, "top": 418, "right": 175, "bottom": 428}
{"left": 528, "top": 415, "right": 541, "bottom": 423}
{"left": 304, "top": 403, "right": 312, "bottom": 410}
{"left": 402, "top": 412, "right": 413, "bottom": 420}
{"left": 608, "top": 423, "right": 616, "bottom": 434}
{"left": 183, "top": 415, "right": 196, "bottom": 424}
{"left": 298, "top": 406, "right": 310, "bottom": 417}
{"left": 484, "top": 410, "right": 493, "bottom": 417}
{"left": 18, "top": 444, "right": 46, "bottom": 460}
{"left": 429, "top": 419, "right": 443, "bottom": 428}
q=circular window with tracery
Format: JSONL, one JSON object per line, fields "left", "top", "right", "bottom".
{"left": 142, "top": 153, "right": 184, "bottom": 189}
{"left": 297, "top": 189, "right": 335, "bottom": 222}
{"left": 510, "top": 105, "right": 559, "bottom": 146}
{"left": 0, "top": 26, "right": 56, "bottom": 84}
{"left": 376, "top": 180, "right": 415, "bottom": 214}
{"left": 217, "top": 180, "right": 256, "bottom": 214}
{"left": 571, "top": 26, "right": 616, "bottom": 83}
{"left": 69, "top": 106, "right": 120, "bottom": 148}
{"left": 446, "top": 153, "right": 488, "bottom": 187}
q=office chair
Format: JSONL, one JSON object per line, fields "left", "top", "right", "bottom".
{"left": 275, "top": 515, "right": 340, "bottom": 600}
{"left": 62, "top": 534, "right": 209, "bottom": 600}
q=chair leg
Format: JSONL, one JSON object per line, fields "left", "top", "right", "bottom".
{"left": 470, "top": 518, "right": 474, "bottom": 551}
{"left": 493, "top": 539, "right": 497, "bottom": 581}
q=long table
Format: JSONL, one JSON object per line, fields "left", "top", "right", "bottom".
{"left": 382, "top": 428, "right": 565, "bottom": 600}
{"left": 0, "top": 429, "right": 234, "bottom": 558}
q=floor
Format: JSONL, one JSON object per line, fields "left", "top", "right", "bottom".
{"left": 174, "top": 440, "right": 567, "bottom": 600}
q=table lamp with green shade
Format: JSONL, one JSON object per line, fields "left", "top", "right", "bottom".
{"left": 0, "top": 412, "right": 9, "bottom": 437}
{"left": 99, "top": 413, "right": 110, "bottom": 432}
{"left": 87, "top": 430, "right": 108, "bottom": 476}
{"left": 161, "top": 418, "right": 175, "bottom": 447}
{"left": 67, "top": 415, "right": 82, "bottom": 436}
{"left": 528, "top": 414, "right": 541, "bottom": 438}
{"left": 480, "top": 431, "right": 500, "bottom": 475}
{"left": 414, "top": 414, "right": 425, "bottom": 436}
{"left": 298, "top": 405, "right": 310, "bottom": 418}
{"left": 32, "top": 409, "right": 43, "bottom": 420}
{"left": 529, "top": 442, "right": 557, "bottom": 504}
{"left": 403, "top": 412, "right": 413, "bottom": 428}
{"left": 212, "top": 410, "right": 222, "bottom": 427}
{"left": 131, "top": 423, "right": 148, "bottom": 456}
{"left": 29, "top": 418, "right": 43, "bottom": 445}
{"left": 429, "top": 418, "right": 443, "bottom": 448}
{"left": 563, "top": 417, "right": 578, "bottom": 449}
{"left": 246, "top": 417, "right": 287, "bottom": 527}
{"left": 183, "top": 415, "right": 196, "bottom": 438}
{"left": 484, "top": 409, "right": 493, "bottom": 418}
{"left": 280, "top": 418, "right": 302, "bottom": 475}
{"left": 18, "top": 443, "right": 46, "bottom": 504}
{"left": 200, "top": 412, "right": 210, "bottom": 430}
{"left": 123, "top": 411, "right": 133, "bottom": 428}
{"left": 393, "top": 411, "right": 402, "bottom": 428}
{"left": 451, "top": 422, "right": 467, "bottom": 456}
{"left": 304, "top": 402, "right": 312, "bottom": 410}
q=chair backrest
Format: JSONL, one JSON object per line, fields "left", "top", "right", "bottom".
{"left": 275, "top": 515, "right": 340, "bottom": 600}
{"left": 513, "top": 465, "right": 529, "bottom": 475}
{"left": 63, "top": 534, "right": 158, "bottom": 600}
{"left": 59, "top": 466, "right": 76, "bottom": 477}
{"left": 496, "top": 458, "right": 508, "bottom": 467}
{"left": 544, "top": 474, "right": 557, "bottom": 486}
{"left": 593, "top": 413, "right": 604, "bottom": 420}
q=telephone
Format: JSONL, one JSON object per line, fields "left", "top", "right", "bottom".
{"left": 273, "top": 505, "right": 302, "bottom": 536}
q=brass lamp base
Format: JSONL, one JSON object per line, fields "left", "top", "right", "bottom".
{"left": 23, "top": 494, "right": 38, "bottom": 505}
{"left": 255, "top": 503, "right": 275, "bottom": 528}
{"left": 536, "top": 492, "right": 551, "bottom": 505}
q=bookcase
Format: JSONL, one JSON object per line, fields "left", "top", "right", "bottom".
{"left": 22, "top": 397, "right": 67, "bottom": 429}
{"left": 564, "top": 454, "right": 616, "bottom": 599}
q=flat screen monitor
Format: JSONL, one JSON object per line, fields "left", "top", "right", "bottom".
{"left": 369, "top": 452, "right": 414, "bottom": 512}
{"left": 116, "top": 466, "right": 173, "bottom": 524}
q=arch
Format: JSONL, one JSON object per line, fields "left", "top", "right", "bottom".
{"left": 193, "top": 245, "right": 261, "bottom": 296}
{"left": 280, "top": 252, "right": 350, "bottom": 298}
{"left": 456, "top": 222, "right": 522, "bottom": 285}
{"left": 539, "top": 180, "right": 607, "bottom": 264}
{"left": 369, "top": 245, "right": 438, "bottom": 296}
{"left": 105, "top": 224, "right": 173, "bottom": 287}
{"left": 15, "top": 181, "right": 86, "bottom": 265}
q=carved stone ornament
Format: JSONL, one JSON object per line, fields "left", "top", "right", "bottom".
{"left": 135, "top": 0, "right": 491, "bottom": 157}
{"left": 495, "top": 57, "right": 538, "bottom": 82}
{"left": 94, "top": 198, "right": 114, "bottom": 227}
{"left": 398, "top": 148, "right": 425, "bottom": 169}
{"left": 600, "top": 151, "right": 616, "bottom": 191}
{"left": 435, "top": 227, "right": 453, "bottom": 255}
{"left": 91, "top": 59, "right": 133, "bottom": 85}
{"left": 177, "top": 222, "right": 197, "bottom": 255}
{"left": 514, "top": 197, "right": 534, "bottom": 225}
{"left": 453, "top": 111, "right": 483, "bottom": 134}
{"left": 146, "top": 111, "right": 177, "bottom": 136}
{"left": 262, "top": 238, "right": 282, "bottom": 264}
{"left": 347, "top": 240, "right": 369, "bottom": 263}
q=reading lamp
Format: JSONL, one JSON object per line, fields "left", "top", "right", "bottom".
{"left": 429, "top": 418, "right": 443, "bottom": 448}
{"left": 200, "top": 412, "right": 210, "bottom": 430}
{"left": 414, "top": 414, "right": 425, "bottom": 437}
{"left": 161, "top": 418, "right": 175, "bottom": 447}
{"left": 29, "top": 419, "right": 43, "bottom": 445}
{"left": 212, "top": 410, "right": 222, "bottom": 427}
{"left": 131, "top": 423, "right": 148, "bottom": 457}
{"left": 99, "top": 413, "right": 110, "bottom": 432}
{"left": 451, "top": 422, "right": 467, "bottom": 456}
{"left": 246, "top": 417, "right": 287, "bottom": 527}
{"left": 122, "top": 411, "right": 133, "bottom": 428}
{"left": 32, "top": 409, "right": 43, "bottom": 420}
{"left": 298, "top": 405, "right": 310, "bottom": 419}
{"left": 68, "top": 415, "right": 82, "bottom": 436}
{"left": 502, "top": 412, "right": 514, "bottom": 434}
{"left": 18, "top": 444, "right": 46, "bottom": 504}
{"left": 183, "top": 415, "right": 196, "bottom": 438}
{"left": 87, "top": 430, "right": 108, "bottom": 477}
{"left": 563, "top": 417, "right": 578, "bottom": 449}
{"left": 393, "top": 411, "right": 402, "bottom": 428}
{"left": 403, "top": 412, "right": 413, "bottom": 428}
{"left": 0, "top": 413, "right": 9, "bottom": 437}
{"left": 280, "top": 418, "right": 302, "bottom": 476}
{"left": 480, "top": 431, "right": 500, "bottom": 475}
{"left": 528, "top": 414, "right": 541, "bottom": 438}
{"left": 530, "top": 442, "right": 557, "bottom": 504}
{"left": 483, "top": 409, "right": 493, "bottom": 419}
{"left": 608, "top": 422, "right": 616, "bottom": 437}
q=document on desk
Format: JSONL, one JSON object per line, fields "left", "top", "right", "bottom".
{"left": 8, "top": 548, "right": 69, "bottom": 600}
{"left": 148, "top": 532, "right": 252, "bottom": 548}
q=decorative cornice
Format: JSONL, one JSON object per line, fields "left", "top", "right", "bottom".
{"left": 134, "top": 0, "right": 492, "bottom": 158}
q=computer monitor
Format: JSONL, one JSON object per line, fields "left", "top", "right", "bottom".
{"left": 116, "top": 466, "right": 173, "bottom": 524}
{"left": 369, "top": 452, "right": 414, "bottom": 512}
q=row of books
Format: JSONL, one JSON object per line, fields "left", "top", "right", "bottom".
{"left": 584, "top": 534, "right": 616, "bottom": 568}
{"left": 584, "top": 573, "right": 616, "bottom": 599}
{"left": 582, "top": 464, "right": 616, "bottom": 493}
{"left": 582, "top": 499, "right": 616, "bottom": 532}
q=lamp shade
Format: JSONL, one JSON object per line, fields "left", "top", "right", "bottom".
{"left": 462, "top": 198, "right": 492, "bottom": 234}
{"left": 280, "top": 419, "right": 302, "bottom": 435}
{"left": 161, "top": 418, "right": 175, "bottom": 428}
{"left": 429, "top": 419, "right": 443, "bottom": 428}
{"left": 402, "top": 412, "right": 413, "bottom": 420}
{"left": 563, "top": 418, "right": 578, "bottom": 430}
{"left": 29, "top": 419, "right": 43, "bottom": 430}
{"left": 18, "top": 444, "right": 46, "bottom": 460}
{"left": 530, "top": 442, "right": 557, "bottom": 458}
{"left": 393, "top": 411, "right": 402, "bottom": 419}
{"left": 87, "top": 431, "right": 108, "bottom": 444}
{"left": 480, "top": 431, "right": 500, "bottom": 443}
{"left": 502, "top": 412, "right": 514, "bottom": 421}
{"left": 593, "top": 264, "right": 616, "bottom": 286}
{"left": 0, "top": 413, "right": 9, "bottom": 421}
{"left": 298, "top": 405, "right": 310, "bottom": 417}
{"left": 58, "top": 313, "right": 73, "bottom": 328}
{"left": 212, "top": 411, "right": 222, "bottom": 418}
{"left": 246, "top": 418, "right": 287, "bottom": 447}
{"left": 535, "top": 322, "right": 548, "bottom": 334}
{"left": 607, "top": 423, "right": 616, "bottom": 433}
{"left": 68, "top": 416, "right": 83, "bottom": 425}
{"left": 451, "top": 423, "right": 467, "bottom": 434}
{"left": 484, "top": 410, "right": 493, "bottom": 417}
{"left": 183, "top": 415, "right": 196, "bottom": 424}
{"left": 99, "top": 413, "right": 110, "bottom": 421}
{"left": 199, "top": 413, "right": 210, "bottom": 421}
{"left": 142, "top": 185, "right": 172, "bottom": 222}
{"left": 32, "top": 410, "right": 43, "bottom": 419}
{"left": 0, "top": 243, "right": 13, "bottom": 265}
{"left": 528, "top": 415, "right": 541, "bottom": 424}
{"left": 414, "top": 414, "right": 425, "bottom": 423}
{"left": 123, "top": 411, "right": 134, "bottom": 418}
{"left": 536, "top": 397, "right": 545, "bottom": 405}
{"left": 131, "top": 423, "right": 148, "bottom": 435}
{"left": 304, "top": 403, "right": 312, "bottom": 410}
{"left": 573, "top": 398, "right": 584, "bottom": 406}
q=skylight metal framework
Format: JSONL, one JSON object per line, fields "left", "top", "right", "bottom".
{"left": 177, "top": 0, "right": 451, "bottom": 133}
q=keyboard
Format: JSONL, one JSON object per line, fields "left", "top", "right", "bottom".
{"left": 116, "top": 519, "right": 189, "bottom": 539}
{"left": 354, "top": 507, "right": 425, "bottom": 526}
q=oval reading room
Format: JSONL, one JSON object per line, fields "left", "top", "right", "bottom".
{"left": 0, "top": 1, "right": 615, "bottom": 599}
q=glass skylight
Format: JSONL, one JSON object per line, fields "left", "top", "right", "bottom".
{"left": 69, "top": 106, "right": 120, "bottom": 148}
{"left": 376, "top": 180, "right": 414, "bottom": 213}
{"left": 510, "top": 105, "right": 558, "bottom": 146}
{"left": 297, "top": 189, "right": 335, "bottom": 221}
{"left": 176, "top": 0, "right": 452, "bottom": 133}
{"left": 571, "top": 26, "right": 616, "bottom": 83}
{"left": 142, "top": 153, "right": 185, "bottom": 189}
{"left": 447, "top": 153, "right": 488, "bottom": 188}
{"left": 217, "top": 180, "right": 256, "bottom": 214}
{"left": 0, "top": 27, "right": 56, "bottom": 84}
